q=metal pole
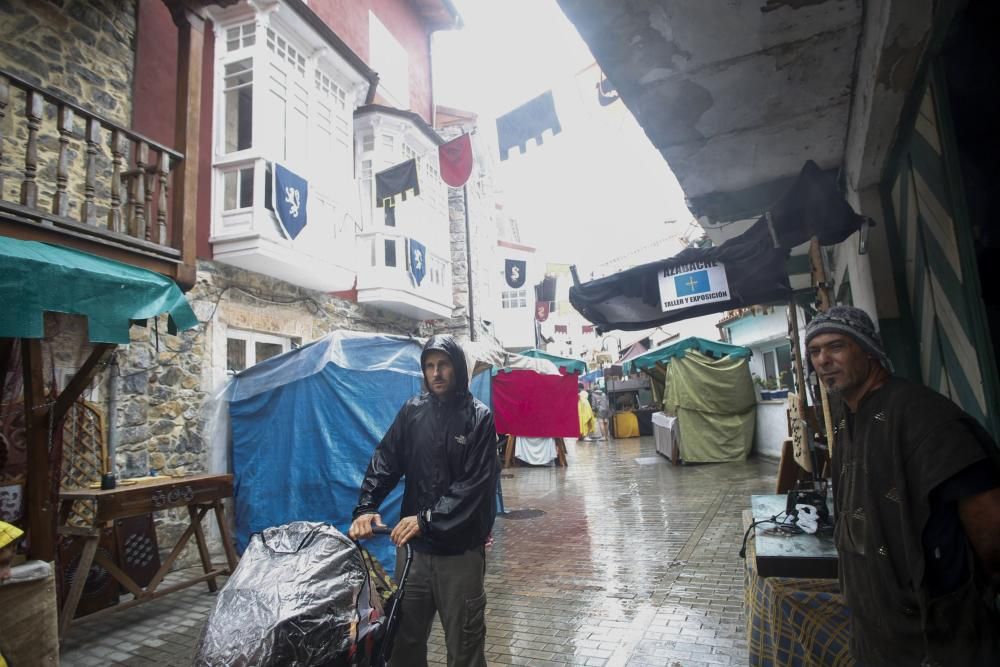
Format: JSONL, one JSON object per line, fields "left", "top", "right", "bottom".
{"left": 462, "top": 184, "right": 476, "bottom": 341}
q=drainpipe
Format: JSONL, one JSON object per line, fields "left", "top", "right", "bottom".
{"left": 463, "top": 184, "right": 476, "bottom": 340}
{"left": 105, "top": 355, "right": 120, "bottom": 478}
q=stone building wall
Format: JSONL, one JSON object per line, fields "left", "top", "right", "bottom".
{"left": 0, "top": 0, "right": 137, "bottom": 207}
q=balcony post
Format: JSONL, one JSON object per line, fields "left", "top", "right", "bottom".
{"left": 0, "top": 76, "right": 8, "bottom": 195}
{"left": 52, "top": 106, "right": 74, "bottom": 217}
{"left": 157, "top": 155, "right": 170, "bottom": 245}
{"left": 170, "top": 3, "right": 207, "bottom": 290}
{"left": 20, "top": 91, "right": 42, "bottom": 209}
{"left": 82, "top": 118, "right": 100, "bottom": 225}
{"left": 108, "top": 129, "right": 124, "bottom": 233}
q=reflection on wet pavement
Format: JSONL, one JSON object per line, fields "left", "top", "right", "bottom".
{"left": 426, "top": 435, "right": 776, "bottom": 666}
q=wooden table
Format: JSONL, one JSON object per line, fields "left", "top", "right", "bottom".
{"left": 751, "top": 494, "right": 838, "bottom": 579}
{"left": 503, "top": 435, "right": 568, "bottom": 467}
{"left": 57, "top": 473, "right": 239, "bottom": 637}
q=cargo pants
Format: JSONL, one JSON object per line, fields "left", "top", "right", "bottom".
{"left": 390, "top": 546, "right": 487, "bottom": 667}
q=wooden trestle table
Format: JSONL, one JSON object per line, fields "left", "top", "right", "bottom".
{"left": 56, "top": 473, "right": 239, "bottom": 637}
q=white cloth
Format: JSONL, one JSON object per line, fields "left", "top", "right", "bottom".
{"left": 514, "top": 436, "right": 557, "bottom": 465}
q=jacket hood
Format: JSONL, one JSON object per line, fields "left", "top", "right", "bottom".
{"left": 421, "top": 334, "right": 469, "bottom": 396}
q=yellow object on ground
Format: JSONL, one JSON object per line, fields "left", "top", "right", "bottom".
{"left": 0, "top": 521, "right": 23, "bottom": 550}
{"left": 578, "top": 397, "right": 595, "bottom": 437}
{"left": 613, "top": 411, "right": 640, "bottom": 438}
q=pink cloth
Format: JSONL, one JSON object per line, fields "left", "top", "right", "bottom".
{"left": 492, "top": 369, "right": 579, "bottom": 438}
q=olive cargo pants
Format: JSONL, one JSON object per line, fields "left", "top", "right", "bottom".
{"left": 390, "top": 546, "right": 487, "bottom": 667}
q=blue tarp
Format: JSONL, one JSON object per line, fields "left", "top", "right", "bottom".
{"left": 226, "top": 331, "right": 491, "bottom": 577}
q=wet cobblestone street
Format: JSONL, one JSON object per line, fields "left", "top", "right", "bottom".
{"left": 61, "top": 436, "right": 775, "bottom": 666}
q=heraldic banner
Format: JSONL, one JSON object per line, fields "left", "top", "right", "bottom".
{"left": 274, "top": 163, "right": 309, "bottom": 240}
{"left": 408, "top": 238, "right": 427, "bottom": 286}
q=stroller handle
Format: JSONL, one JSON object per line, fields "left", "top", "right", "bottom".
{"left": 370, "top": 525, "right": 391, "bottom": 536}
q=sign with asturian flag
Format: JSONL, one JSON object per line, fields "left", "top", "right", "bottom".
{"left": 504, "top": 259, "right": 526, "bottom": 288}
{"left": 274, "top": 163, "right": 308, "bottom": 240}
{"left": 657, "top": 261, "right": 730, "bottom": 313}
{"left": 408, "top": 238, "right": 427, "bottom": 286}
{"left": 439, "top": 133, "right": 474, "bottom": 188}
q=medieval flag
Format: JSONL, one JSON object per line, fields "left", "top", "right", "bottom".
{"left": 597, "top": 76, "right": 619, "bottom": 106}
{"left": 535, "top": 301, "right": 550, "bottom": 322}
{"left": 274, "top": 163, "right": 309, "bottom": 240}
{"left": 534, "top": 275, "right": 557, "bottom": 303}
{"left": 496, "top": 90, "right": 562, "bottom": 161}
{"left": 505, "top": 259, "right": 526, "bottom": 288}
{"left": 408, "top": 238, "right": 427, "bottom": 286}
{"left": 439, "top": 133, "right": 474, "bottom": 188}
{"left": 376, "top": 159, "right": 420, "bottom": 208}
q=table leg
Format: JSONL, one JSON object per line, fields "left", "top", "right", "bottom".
{"left": 212, "top": 499, "right": 240, "bottom": 572}
{"left": 59, "top": 534, "right": 99, "bottom": 638}
{"left": 504, "top": 435, "right": 515, "bottom": 468}
{"left": 555, "top": 438, "right": 568, "bottom": 467}
{"left": 189, "top": 504, "right": 217, "bottom": 592}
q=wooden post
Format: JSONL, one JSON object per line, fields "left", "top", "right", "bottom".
{"left": 808, "top": 238, "right": 837, "bottom": 456}
{"left": 108, "top": 130, "right": 124, "bottom": 233}
{"left": 22, "top": 338, "right": 54, "bottom": 562}
{"left": 81, "top": 118, "right": 100, "bottom": 225}
{"left": 131, "top": 141, "right": 149, "bottom": 240}
{"left": 20, "top": 91, "right": 42, "bottom": 209}
{"left": 157, "top": 155, "right": 170, "bottom": 245}
{"left": 52, "top": 106, "right": 73, "bottom": 217}
{"left": 172, "top": 6, "right": 206, "bottom": 289}
{"left": 0, "top": 76, "right": 9, "bottom": 195}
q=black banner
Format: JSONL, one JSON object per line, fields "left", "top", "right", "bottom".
{"left": 505, "top": 259, "right": 527, "bottom": 288}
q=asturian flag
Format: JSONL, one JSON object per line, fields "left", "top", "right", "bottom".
{"left": 505, "top": 259, "right": 526, "bottom": 288}
{"left": 274, "top": 163, "right": 308, "bottom": 240}
{"left": 408, "top": 238, "right": 427, "bottom": 286}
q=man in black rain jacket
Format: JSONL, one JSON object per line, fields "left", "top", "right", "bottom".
{"left": 349, "top": 334, "right": 499, "bottom": 667}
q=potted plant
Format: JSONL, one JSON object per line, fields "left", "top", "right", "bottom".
{"left": 752, "top": 374, "right": 769, "bottom": 400}
{"left": 770, "top": 371, "right": 790, "bottom": 399}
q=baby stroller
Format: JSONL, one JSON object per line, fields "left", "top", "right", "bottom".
{"left": 194, "top": 521, "right": 412, "bottom": 667}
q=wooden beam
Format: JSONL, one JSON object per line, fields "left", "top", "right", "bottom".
{"left": 0, "top": 338, "right": 14, "bottom": 390}
{"left": 22, "top": 338, "right": 54, "bottom": 561}
{"left": 50, "top": 344, "right": 115, "bottom": 426}
{"left": 171, "top": 5, "right": 206, "bottom": 291}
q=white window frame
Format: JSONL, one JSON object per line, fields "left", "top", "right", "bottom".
{"left": 226, "top": 329, "right": 297, "bottom": 374}
{"left": 501, "top": 289, "right": 528, "bottom": 309}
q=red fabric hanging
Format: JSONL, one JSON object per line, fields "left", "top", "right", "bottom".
{"left": 535, "top": 301, "right": 550, "bottom": 322}
{"left": 492, "top": 369, "right": 579, "bottom": 438}
{"left": 438, "top": 133, "right": 474, "bottom": 188}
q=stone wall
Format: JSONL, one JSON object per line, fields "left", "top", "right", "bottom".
{"left": 0, "top": 0, "right": 138, "bottom": 221}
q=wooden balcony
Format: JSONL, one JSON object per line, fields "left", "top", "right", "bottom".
{"left": 0, "top": 69, "right": 196, "bottom": 289}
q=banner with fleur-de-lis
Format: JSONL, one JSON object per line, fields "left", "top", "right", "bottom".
{"left": 274, "top": 163, "right": 308, "bottom": 240}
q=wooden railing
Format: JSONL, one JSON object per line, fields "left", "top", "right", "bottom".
{"left": 0, "top": 69, "right": 185, "bottom": 262}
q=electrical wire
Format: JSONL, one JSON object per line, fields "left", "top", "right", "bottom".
{"left": 738, "top": 510, "right": 804, "bottom": 559}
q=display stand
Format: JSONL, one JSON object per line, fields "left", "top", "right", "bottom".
{"left": 503, "top": 434, "right": 567, "bottom": 467}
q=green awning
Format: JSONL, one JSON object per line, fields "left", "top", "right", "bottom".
{"left": 622, "top": 336, "right": 750, "bottom": 375}
{"left": 518, "top": 348, "right": 587, "bottom": 375}
{"left": 0, "top": 237, "right": 198, "bottom": 344}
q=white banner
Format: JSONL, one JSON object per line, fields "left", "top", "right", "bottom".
{"left": 658, "top": 261, "right": 731, "bottom": 312}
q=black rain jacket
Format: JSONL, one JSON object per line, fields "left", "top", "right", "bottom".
{"left": 352, "top": 335, "right": 500, "bottom": 555}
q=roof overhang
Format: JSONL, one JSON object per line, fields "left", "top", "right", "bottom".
{"left": 557, "top": 0, "right": 863, "bottom": 223}
{"left": 411, "top": 0, "right": 463, "bottom": 31}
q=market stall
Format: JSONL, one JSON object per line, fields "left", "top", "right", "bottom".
{"left": 623, "top": 337, "right": 755, "bottom": 463}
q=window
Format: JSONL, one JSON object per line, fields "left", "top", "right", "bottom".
{"left": 226, "top": 330, "right": 298, "bottom": 374}
{"left": 226, "top": 22, "right": 256, "bottom": 52}
{"left": 384, "top": 239, "right": 397, "bottom": 267}
{"left": 368, "top": 13, "right": 410, "bottom": 109}
{"left": 501, "top": 289, "right": 527, "bottom": 309}
{"left": 223, "top": 59, "right": 253, "bottom": 153}
{"left": 223, "top": 167, "right": 254, "bottom": 210}
{"left": 760, "top": 343, "right": 793, "bottom": 390}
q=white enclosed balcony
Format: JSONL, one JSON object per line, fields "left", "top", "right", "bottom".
{"left": 207, "top": 6, "right": 372, "bottom": 293}
{"left": 354, "top": 106, "right": 454, "bottom": 320}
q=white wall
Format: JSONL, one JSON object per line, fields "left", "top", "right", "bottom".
{"left": 492, "top": 245, "right": 537, "bottom": 349}
{"left": 755, "top": 401, "right": 787, "bottom": 459}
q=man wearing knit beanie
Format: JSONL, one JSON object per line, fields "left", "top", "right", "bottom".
{"left": 805, "top": 305, "right": 1000, "bottom": 666}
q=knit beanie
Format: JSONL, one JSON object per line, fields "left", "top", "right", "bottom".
{"left": 804, "top": 306, "right": 894, "bottom": 372}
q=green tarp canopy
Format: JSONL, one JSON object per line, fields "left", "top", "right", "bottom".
{"left": 663, "top": 349, "right": 756, "bottom": 463}
{"left": 622, "top": 336, "right": 750, "bottom": 375}
{"left": 518, "top": 348, "right": 587, "bottom": 375}
{"left": 0, "top": 237, "right": 198, "bottom": 344}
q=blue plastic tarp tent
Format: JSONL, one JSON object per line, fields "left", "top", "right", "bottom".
{"left": 225, "top": 331, "right": 491, "bottom": 577}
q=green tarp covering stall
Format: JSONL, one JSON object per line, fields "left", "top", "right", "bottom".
{"left": 0, "top": 237, "right": 198, "bottom": 343}
{"left": 624, "top": 337, "right": 755, "bottom": 463}
{"left": 517, "top": 348, "right": 587, "bottom": 376}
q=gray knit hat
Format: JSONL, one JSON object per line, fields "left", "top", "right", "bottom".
{"left": 804, "top": 306, "right": 894, "bottom": 372}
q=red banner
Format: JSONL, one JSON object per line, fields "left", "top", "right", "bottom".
{"left": 438, "top": 133, "right": 474, "bottom": 188}
{"left": 535, "top": 301, "right": 550, "bottom": 322}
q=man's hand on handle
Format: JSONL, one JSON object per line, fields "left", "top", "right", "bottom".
{"left": 348, "top": 513, "right": 385, "bottom": 540}
{"left": 391, "top": 515, "right": 422, "bottom": 547}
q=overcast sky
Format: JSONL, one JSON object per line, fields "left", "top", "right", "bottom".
{"left": 433, "top": 0, "right": 698, "bottom": 275}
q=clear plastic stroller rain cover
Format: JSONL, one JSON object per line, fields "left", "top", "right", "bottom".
{"left": 194, "top": 521, "right": 384, "bottom": 666}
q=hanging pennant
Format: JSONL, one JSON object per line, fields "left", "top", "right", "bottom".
{"left": 273, "top": 163, "right": 309, "bottom": 240}
{"left": 376, "top": 159, "right": 420, "bottom": 208}
{"left": 535, "top": 301, "right": 550, "bottom": 322}
{"left": 439, "top": 133, "right": 474, "bottom": 188}
{"left": 408, "top": 238, "right": 427, "bottom": 286}
{"left": 504, "top": 259, "right": 526, "bottom": 288}
{"left": 554, "top": 324, "right": 568, "bottom": 334}
{"left": 496, "top": 91, "right": 562, "bottom": 161}
{"left": 582, "top": 325, "right": 594, "bottom": 334}
{"left": 597, "top": 76, "right": 620, "bottom": 106}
